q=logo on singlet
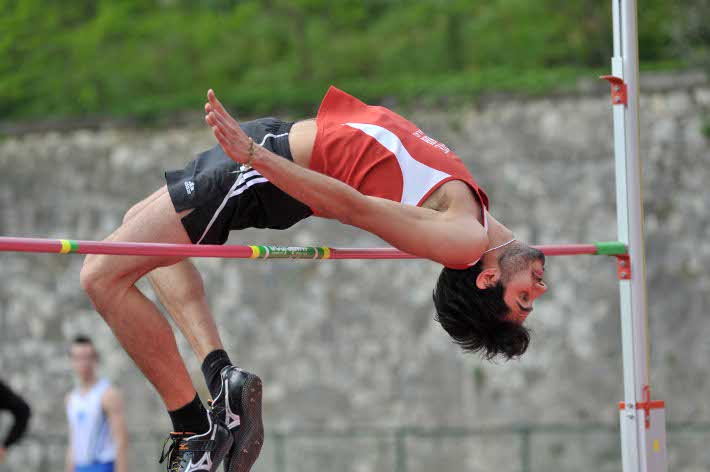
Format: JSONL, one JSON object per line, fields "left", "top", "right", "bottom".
{"left": 413, "top": 129, "right": 451, "bottom": 154}
{"left": 184, "top": 181, "right": 195, "bottom": 195}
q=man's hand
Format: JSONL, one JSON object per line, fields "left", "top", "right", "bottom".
{"left": 0, "top": 446, "right": 7, "bottom": 463}
{"left": 204, "top": 89, "right": 252, "bottom": 165}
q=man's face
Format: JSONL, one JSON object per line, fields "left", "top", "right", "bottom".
{"left": 499, "top": 243, "right": 548, "bottom": 323}
{"left": 70, "top": 343, "right": 97, "bottom": 382}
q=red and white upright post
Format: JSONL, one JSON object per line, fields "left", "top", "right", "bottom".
{"left": 604, "top": 0, "right": 667, "bottom": 470}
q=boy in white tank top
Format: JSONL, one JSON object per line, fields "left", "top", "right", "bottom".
{"left": 66, "top": 336, "right": 127, "bottom": 472}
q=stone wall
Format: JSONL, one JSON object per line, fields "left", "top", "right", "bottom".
{"left": 0, "top": 74, "right": 708, "bottom": 471}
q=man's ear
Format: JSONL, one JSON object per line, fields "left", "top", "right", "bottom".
{"left": 475, "top": 268, "right": 500, "bottom": 290}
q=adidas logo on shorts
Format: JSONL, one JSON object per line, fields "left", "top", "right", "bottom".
{"left": 184, "top": 181, "right": 195, "bottom": 195}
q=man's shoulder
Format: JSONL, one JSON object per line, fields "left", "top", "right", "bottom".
{"left": 101, "top": 384, "right": 121, "bottom": 402}
{"left": 441, "top": 181, "right": 485, "bottom": 221}
{"left": 441, "top": 179, "right": 476, "bottom": 197}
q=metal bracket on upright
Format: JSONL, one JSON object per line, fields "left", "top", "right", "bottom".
{"left": 619, "top": 385, "right": 662, "bottom": 431}
{"left": 601, "top": 75, "right": 628, "bottom": 105}
{"left": 591, "top": 242, "right": 631, "bottom": 280}
{"left": 617, "top": 255, "right": 631, "bottom": 280}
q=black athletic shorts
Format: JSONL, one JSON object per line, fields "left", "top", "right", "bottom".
{"left": 165, "top": 118, "right": 313, "bottom": 245}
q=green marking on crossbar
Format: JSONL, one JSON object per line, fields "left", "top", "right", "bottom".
{"left": 594, "top": 241, "right": 627, "bottom": 255}
{"left": 59, "top": 239, "right": 79, "bottom": 254}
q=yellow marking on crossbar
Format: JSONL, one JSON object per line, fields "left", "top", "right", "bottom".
{"left": 59, "top": 240, "right": 72, "bottom": 254}
{"left": 322, "top": 247, "right": 331, "bottom": 259}
{"left": 653, "top": 439, "right": 659, "bottom": 452}
{"left": 249, "top": 246, "right": 260, "bottom": 258}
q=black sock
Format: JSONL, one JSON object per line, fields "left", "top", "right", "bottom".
{"left": 168, "top": 394, "right": 210, "bottom": 434}
{"left": 201, "top": 349, "right": 233, "bottom": 399}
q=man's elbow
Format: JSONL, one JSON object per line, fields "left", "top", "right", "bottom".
{"left": 336, "top": 192, "right": 370, "bottom": 226}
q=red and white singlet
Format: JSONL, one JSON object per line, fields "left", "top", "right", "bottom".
{"left": 310, "top": 86, "right": 489, "bottom": 223}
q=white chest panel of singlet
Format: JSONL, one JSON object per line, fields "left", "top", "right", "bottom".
{"left": 67, "top": 379, "right": 117, "bottom": 466}
{"left": 345, "top": 122, "right": 451, "bottom": 206}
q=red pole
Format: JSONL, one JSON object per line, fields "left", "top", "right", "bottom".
{"left": 329, "top": 248, "right": 419, "bottom": 259}
{"left": 533, "top": 244, "right": 599, "bottom": 256}
{"left": 0, "top": 237, "right": 255, "bottom": 258}
{"left": 0, "top": 237, "right": 608, "bottom": 259}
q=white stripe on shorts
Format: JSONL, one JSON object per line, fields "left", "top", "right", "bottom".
{"left": 195, "top": 132, "right": 287, "bottom": 244}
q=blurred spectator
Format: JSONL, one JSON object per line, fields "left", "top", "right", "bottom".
{"left": 0, "top": 378, "right": 31, "bottom": 464}
{"left": 66, "top": 336, "right": 127, "bottom": 472}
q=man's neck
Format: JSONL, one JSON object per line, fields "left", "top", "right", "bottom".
{"left": 79, "top": 376, "right": 98, "bottom": 393}
{"left": 481, "top": 213, "right": 515, "bottom": 266}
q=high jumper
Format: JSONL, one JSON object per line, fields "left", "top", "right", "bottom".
{"left": 0, "top": 0, "right": 667, "bottom": 470}
{"left": 76, "top": 86, "right": 549, "bottom": 472}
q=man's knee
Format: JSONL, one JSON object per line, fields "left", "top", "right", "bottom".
{"left": 80, "top": 254, "right": 127, "bottom": 305}
{"left": 80, "top": 255, "right": 107, "bottom": 298}
{"left": 81, "top": 256, "right": 142, "bottom": 318}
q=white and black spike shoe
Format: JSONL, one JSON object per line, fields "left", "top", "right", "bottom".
{"left": 209, "top": 366, "right": 264, "bottom": 472}
{"left": 159, "top": 411, "right": 233, "bottom": 472}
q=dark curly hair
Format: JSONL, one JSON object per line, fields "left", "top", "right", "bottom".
{"left": 432, "top": 262, "right": 531, "bottom": 360}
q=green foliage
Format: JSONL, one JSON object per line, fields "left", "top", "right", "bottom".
{"left": 0, "top": 0, "right": 702, "bottom": 121}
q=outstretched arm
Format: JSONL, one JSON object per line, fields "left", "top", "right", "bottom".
{"left": 204, "top": 90, "right": 487, "bottom": 266}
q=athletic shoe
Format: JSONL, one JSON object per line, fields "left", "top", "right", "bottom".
{"left": 159, "top": 412, "right": 233, "bottom": 472}
{"left": 210, "top": 366, "right": 264, "bottom": 472}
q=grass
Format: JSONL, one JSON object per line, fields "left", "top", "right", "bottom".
{"left": 1, "top": 62, "right": 697, "bottom": 127}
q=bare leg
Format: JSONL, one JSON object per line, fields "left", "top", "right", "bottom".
{"left": 148, "top": 261, "right": 224, "bottom": 363}
{"left": 122, "top": 187, "right": 225, "bottom": 363}
{"left": 80, "top": 191, "right": 196, "bottom": 410}
{"left": 121, "top": 186, "right": 168, "bottom": 222}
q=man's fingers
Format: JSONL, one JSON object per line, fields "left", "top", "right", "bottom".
{"left": 212, "top": 127, "right": 244, "bottom": 164}
{"left": 205, "top": 90, "right": 248, "bottom": 165}
{"left": 205, "top": 111, "right": 224, "bottom": 130}
{"left": 206, "top": 90, "right": 243, "bottom": 133}
{"left": 206, "top": 91, "right": 228, "bottom": 123}
{"left": 213, "top": 126, "right": 233, "bottom": 150}
{"left": 205, "top": 102, "right": 221, "bottom": 118}
{"left": 212, "top": 110, "right": 245, "bottom": 141}
{"left": 205, "top": 112, "right": 224, "bottom": 133}
{"left": 212, "top": 126, "right": 229, "bottom": 149}
{"left": 207, "top": 89, "right": 229, "bottom": 117}
{"left": 205, "top": 111, "right": 223, "bottom": 132}
{"left": 208, "top": 111, "right": 239, "bottom": 139}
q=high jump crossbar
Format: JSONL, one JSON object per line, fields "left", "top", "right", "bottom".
{"left": 0, "top": 237, "right": 626, "bottom": 259}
